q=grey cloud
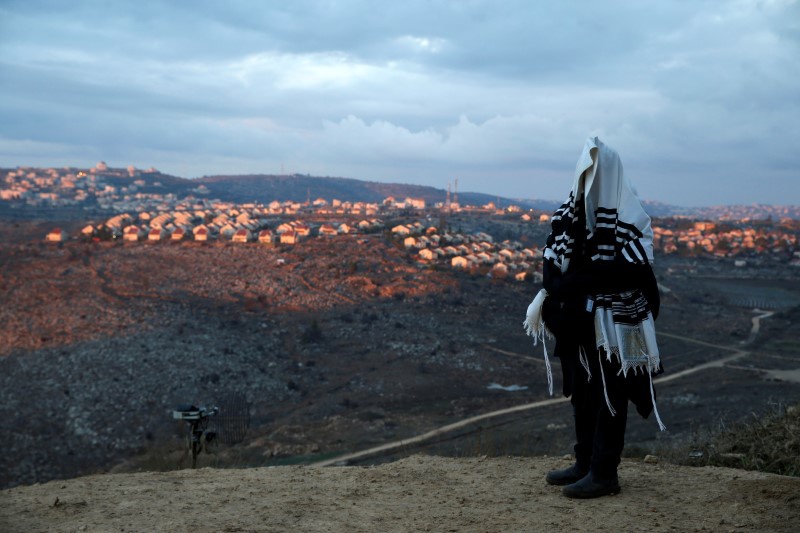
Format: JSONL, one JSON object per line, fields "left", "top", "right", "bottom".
{"left": 0, "top": 0, "right": 798, "bottom": 206}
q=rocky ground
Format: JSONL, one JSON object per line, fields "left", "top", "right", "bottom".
{"left": 2, "top": 228, "right": 799, "bottom": 495}
{"left": 2, "top": 455, "right": 799, "bottom": 532}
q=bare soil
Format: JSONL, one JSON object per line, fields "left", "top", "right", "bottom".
{"left": 2, "top": 455, "right": 799, "bottom": 532}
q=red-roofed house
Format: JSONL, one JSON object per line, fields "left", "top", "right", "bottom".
{"left": 280, "top": 230, "right": 299, "bottom": 244}
{"left": 148, "top": 227, "right": 168, "bottom": 241}
{"left": 318, "top": 224, "right": 338, "bottom": 237}
{"left": 293, "top": 223, "right": 311, "bottom": 237}
{"left": 232, "top": 228, "right": 252, "bottom": 243}
{"left": 171, "top": 227, "right": 187, "bottom": 241}
{"left": 258, "top": 229, "right": 275, "bottom": 245}
{"left": 193, "top": 225, "right": 210, "bottom": 242}
{"left": 123, "top": 225, "right": 143, "bottom": 242}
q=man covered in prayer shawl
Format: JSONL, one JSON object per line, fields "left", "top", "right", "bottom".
{"left": 524, "top": 136, "right": 664, "bottom": 499}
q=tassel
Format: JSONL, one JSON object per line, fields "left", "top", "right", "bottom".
{"left": 579, "top": 345, "right": 591, "bottom": 382}
{"left": 649, "top": 370, "right": 666, "bottom": 431}
{"left": 542, "top": 336, "right": 553, "bottom": 397}
{"left": 522, "top": 288, "right": 553, "bottom": 396}
{"left": 598, "top": 350, "right": 616, "bottom": 417}
{"left": 523, "top": 288, "right": 549, "bottom": 338}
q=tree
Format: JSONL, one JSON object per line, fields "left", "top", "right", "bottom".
{"left": 302, "top": 319, "right": 323, "bottom": 343}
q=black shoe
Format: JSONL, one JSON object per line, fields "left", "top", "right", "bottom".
{"left": 562, "top": 472, "right": 621, "bottom": 499}
{"left": 545, "top": 464, "right": 589, "bottom": 486}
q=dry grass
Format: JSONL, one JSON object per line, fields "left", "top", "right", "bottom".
{"left": 666, "top": 402, "right": 800, "bottom": 477}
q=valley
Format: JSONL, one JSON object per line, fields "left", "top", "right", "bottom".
{"left": 2, "top": 226, "right": 798, "bottom": 489}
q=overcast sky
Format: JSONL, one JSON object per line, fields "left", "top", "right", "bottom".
{"left": 1, "top": 1, "right": 798, "bottom": 206}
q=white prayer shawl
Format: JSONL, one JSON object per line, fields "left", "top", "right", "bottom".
{"left": 523, "top": 136, "right": 665, "bottom": 430}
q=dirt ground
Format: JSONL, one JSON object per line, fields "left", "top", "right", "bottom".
{"left": 2, "top": 455, "right": 799, "bottom": 532}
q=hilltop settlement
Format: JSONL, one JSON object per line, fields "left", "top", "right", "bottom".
{"left": 3, "top": 162, "right": 799, "bottom": 276}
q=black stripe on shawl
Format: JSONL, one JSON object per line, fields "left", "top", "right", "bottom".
{"left": 586, "top": 211, "right": 650, "bottom": 265}
{"left": 595, "top": 291, "right": 651, "bottom": 324}
{"left": 545, "top": 192, "right": 579, "bottom": 267}
{"left": 587, "top": 207, "right": 617, "bottom": 262}
{"left": 595, "top": 207, "right": 617, "bottom": 217}
{"left": 631, "top": 239, "right": 649, "bottom": 264}
{"left": 617, "top": 219, "right": 644, "bottom": 239}
{"left": 621, "top": 243, "right": 637, "bottom": 263}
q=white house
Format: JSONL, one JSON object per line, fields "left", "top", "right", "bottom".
{"left": 218, "top": 223, "right": 237, "bottom": 238}
{"left": 318, "top": 224, "right": 338, "bottom": 237}
{"left": 476, "top": 252, "right": 494, "bottom": 264}
{"left": 124, "top": 225, "right": 144, "bottom": 242}
{"left": 405, "top": 197, "right": 426, "bottom": 209}
{"left": 148, "top": 227, "right": 168, "bottom": 241}
{"left": 451, "top": 256, "right": 470, "bottom": 268}
{"left": 499, "top": 249, "right": 517, "bottom": 262}
{"left": 419, "top": 248, "right": 438, "bottom": 261}
{"left": 490, "top": 263, "right": 509, "bottom": 277}
{"left": 171, "top": 227, "right": 187, "bottom": 241}
{"left": 45, "top": 228, "right": 68, "bottom": 242}
{"left": 193, "top": 225, "right": 210, "bottom": 242}
{"left": 280, "top": 230, "right": 299, "bottom": 244}
{"left": 258, "top": 229, "right": 275, "bottom": 245}
{"left": 276, "top": 222, "right": 294, "bottom": 234}
{"left": 232, "top": 228, "right": 252, "bottom": 243}
{"left": 293, "top": 222, "right": 311, "bottom": 237}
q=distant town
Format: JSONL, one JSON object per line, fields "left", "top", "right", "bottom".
{"left": 4, "top": 162, "right": 799, "bottom": 276}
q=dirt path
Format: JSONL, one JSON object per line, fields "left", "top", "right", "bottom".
{"left": 2, "top": 455, "right": 798, "bottom": 532}
{"left": 313, "top": 397, "right": 569, "bottom": 467}
{"left": 317, "top": 325, "right": 765, "bottom": 467}
{"left": 746, "top": 309, "right": 774, "bottom": 343}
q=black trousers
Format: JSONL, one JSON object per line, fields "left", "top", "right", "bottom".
{"left": 570, "top": 344, "right": 629, "bottom": 480}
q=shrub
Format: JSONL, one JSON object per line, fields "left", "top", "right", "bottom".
{"left": 668, "top": 402, "right": 800, "bottom": 477}
{"left": 707, "top": 403, "right": 800, "bottom": 476}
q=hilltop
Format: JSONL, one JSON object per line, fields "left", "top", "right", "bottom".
{"left": 195, "top": 173, "right": 538, "bottom": 211}
{"left": 0, "top": 164, "right": 561, "bottom": 217}
{"left": 3, "top": 164, "right": 800, "bottom": 220}
{"left": 2, "top": 455, "right": 799, "bottom": 532}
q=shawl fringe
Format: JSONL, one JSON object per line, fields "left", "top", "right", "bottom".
{"left": 523, "top": 288, "right": 554, "bottom": 396}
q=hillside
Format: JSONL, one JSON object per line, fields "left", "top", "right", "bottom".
{"left": 193, "top": 173, "right": 559, "bottom": 211}
{"left": 2, "top": 455, "right": 799, "bottom": 532}
{"left": 2, "top": 227, "right": 800, "bottom": 490}
{"left": 5, "top": 165, "right": 800, "bottom": 219}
